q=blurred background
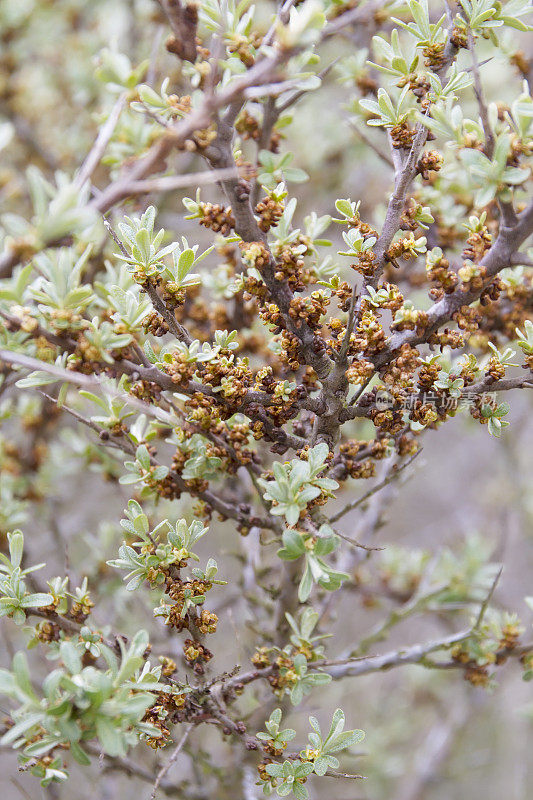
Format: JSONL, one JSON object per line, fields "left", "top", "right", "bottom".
{"left": 1, "top": 1, "right": 533, "bottom": 798}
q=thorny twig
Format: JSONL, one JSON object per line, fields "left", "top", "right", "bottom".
{"left": 331, "top": 450, "right": 422, "bottom": 522}
{"left": 149, "top": 723, "right": 193, "bottom": 800}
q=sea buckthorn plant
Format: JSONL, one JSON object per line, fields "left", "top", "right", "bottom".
{"left": 1, "top": 0, "right": 533, "bottom": 797}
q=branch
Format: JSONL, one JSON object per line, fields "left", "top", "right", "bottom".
{"left": 324, "top": 0, "right": 386, "bottom": 38}
{"left": 221, "top": 628, "right": 474, "bottom": 689}
{"left": 377, "top": 199, "right": 533, "bottom": 365}
{"left": 0, "top": 349, "right": 177, "bottom": 425}
{"left": 203, "top": 118, "right": 334, "bottom": 381}
{"left": 353, "top": 584, "right": 448, "bottom": 656}
{"left": 39, "top": 391, "right": 134, "bottom": 453}
{"left": 321, "top": 628, "right": 471, "bottom": 679}
{"left": 273, "top": 560, "right": 301, "bottom": 645}
{"left": 0, "top": 308, "right": 77, "bottom": 352}
{"left": 158, "top": 0, "right": 198, "bottom": 63}
{"left": 347, "top": 120, "right": 394, "bottom": 167}
{"left": 464, "top": 376, "right": 533, "bottom": 396}
{"left": 0, "top": 306, "right": 308, "bottom": 452}
{"left": 124, "top": 165, "right": 239, "bottom": 195}
{"left": 474, "top": 566, "right": 502, "bottom": 630}
{"left": 371, "top": 122, "right": 429, "bottom": 282}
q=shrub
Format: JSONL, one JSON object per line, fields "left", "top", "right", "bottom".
{"left": 1, "top": 0, "right": 533, "bottom": 797}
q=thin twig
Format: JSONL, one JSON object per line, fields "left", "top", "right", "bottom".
{"left": 38, "top": 391, "right": 136, "bottom": 455}
{"left": 331, "top": 450, "right": 422, "bottom": 522}
{"left": 474, "top": 565, "right": 503, "bottom": 630}
{"left": 466, "top": 29, "right": 494, "bottom": 158}
{"left": 149, "top": 724, "right": 193, "bottom": 800}
{"left": 102, "top": 217, "right": 192, "bottom": 344}
{"left": 76, "top": 93, "right": 128, "bottom": 188}
{"left": 347, "top": 120, "right": 394, "bottom": 167}
{"left": 263, "top": 0, "right": 298, "bottom": 46}
{"left": 275, "top": 58, "right": 340, "bottom": 114}
{"left": 333, "top": 528, "right": 385, "bottom": 551}
{"left": 126, "top": 166, "right": 240, "bottom": 195}
{"left": 0, "top": 349, "right": 176, "bottom": 425}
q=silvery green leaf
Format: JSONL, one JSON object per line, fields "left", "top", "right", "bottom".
{"left": 335, "top": 199, "right": 355, "bottom": 218}
{"left": 70, "top": 742, "right": 91, "bottom": 766}
{"left": 16, "top": 371, "right": 61, "bottom": 389}
{"left": 125, "top": 574, "right": 145, "bottom": 591}
{"left": 298, "top": 561, "right": 313, "bottom": 602}
{"left": 313, "top": 756, "right": 329, "bottom": 776}
{"left": 290, "top": 683, "right": 304, "bottom": 705}
{"left": 96, "top": 716, "right": 125, "bottom": 757}
{"left": 119, "top": 473, "right": 141, "bottom": 485}
{"left": 293, "top": 782, "right": 309, "bottom": 800}
{"left": 24, "top": 737, "right": 59, "bottom": 757}
{"left": 1, "top": 712, "right": 44, "bottom": 745}
{"left": 12, "top": 652, "right": 35, "bottom": 698}
{"left": 329, "top": 729, "right": 365, "bottom": 751}
{"left": 151, "top": 465, "right": 169, "bottom": 481}
{"left": 135, "top": 445, "right": 151, "bottom": 469}
{"left": 7, "top": 531, "right": 24, "bottom": 569}
{"left": 20, "top": 593, "right": 54, "bottom": 608}
{"left": 60, "top": 641, "right": 82, "bottom": 674}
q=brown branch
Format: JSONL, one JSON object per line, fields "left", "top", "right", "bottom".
{"left": 371, "top": 122, "right": 429, "bottom": 283}
{"left": 158, "top": 0, "right": 198, "bottom": 63}
{"left": 466, "top": 30, "right": 494, "bottom": 158}
{"left": 202, "top": 113, "right": 334, "bottom": 381}
{"left": 38, "top": 391, "right": 136, "bottom": 455}
{"left": 376, "top": 199, "right": 533, "bottom": 366}
{"left": 102, "top": 217, "right": 193, "bottom": 344}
